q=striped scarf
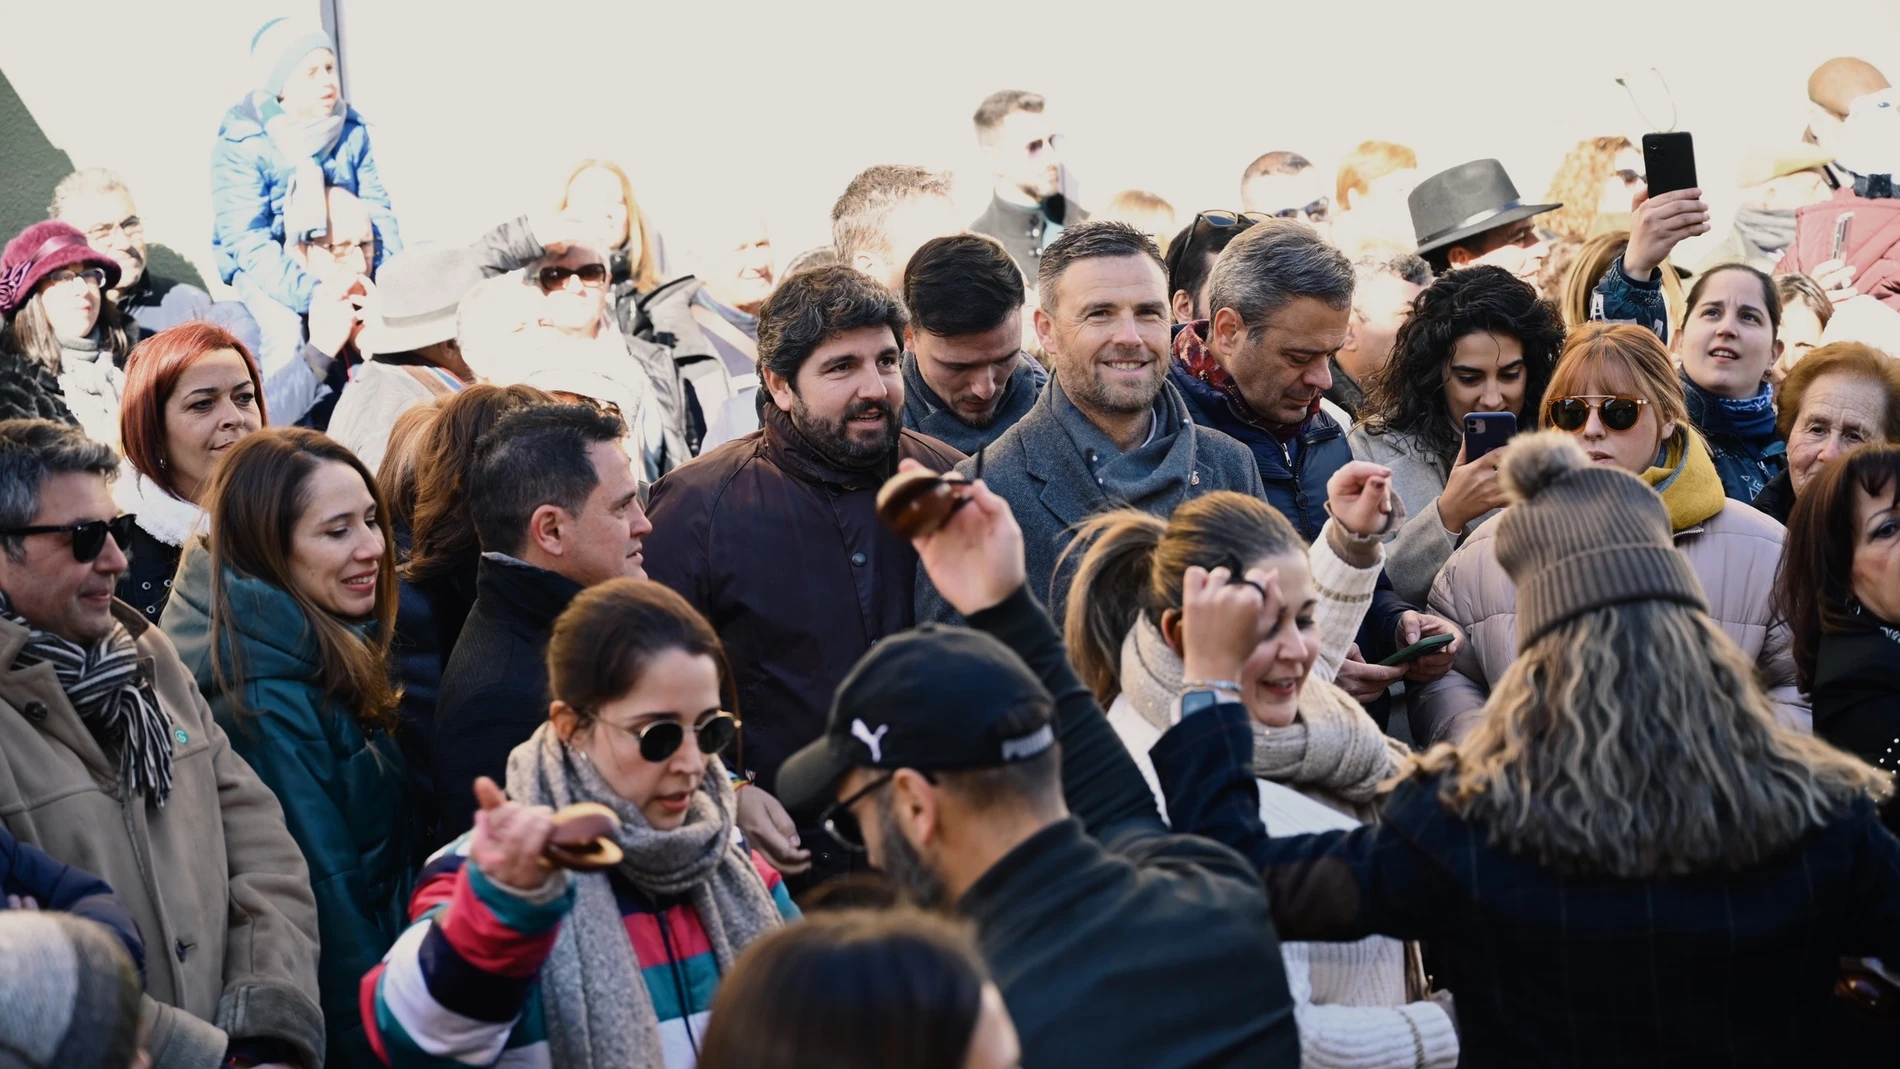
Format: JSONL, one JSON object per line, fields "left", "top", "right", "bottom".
{"left": 0, "top": 592, "right": 173, "bottom": 806}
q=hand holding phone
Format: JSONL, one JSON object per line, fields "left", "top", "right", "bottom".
{"left": 1833, "top": 212, "right": 1854, "bottom": 263}
{"left": 1377, "top": 632, "right": 1456, "bottom": 667}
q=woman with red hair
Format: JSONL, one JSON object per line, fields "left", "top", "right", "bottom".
{"left": 114, "top": 321, "right": 267, "bottom": 620}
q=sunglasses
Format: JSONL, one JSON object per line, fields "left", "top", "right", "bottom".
{"left": 1180, "top": 210, "right": 1273, "bottom": 269}
{"left": 537, "top": 263, "right": 609, "bottom": 292}
{"left": 1026, "top": 133, "right": 1062, "bottom": 155}
{"left": 0, "top": 514, "right": 136, "bottom": 563}
{"left": 1546, "top": 395, "right": 1650, "bottom": 432}
{"left": 819, "top": 768, "right": 938, "bottom": 851}
{"left": 601, "top": 711, "right": 740, "bottom": 763}
{"left": 1270, "top": 197, "right": 1331, "bottom": 223}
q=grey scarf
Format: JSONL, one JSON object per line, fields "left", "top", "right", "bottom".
{"left": 506, "top": 722, "right": 783, "bottom": 1069}
{"left": 1050, "top": 375, "right": 1196, "bottom": 514}
{"left": 1730, "top": 207, "right": 1799, "bottom": 267}
{"left": 0, "top": 590, "right": 172, "bottom": 805}
{"left": 258, "top": 92, "right": 347, "bottom": 246}
{"left": 1119, "top": 614, "right": 1403, "bottom": 821}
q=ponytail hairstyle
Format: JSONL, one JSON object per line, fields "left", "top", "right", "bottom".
{"left": 1061, "top": 492, "right": 1304, "bottom": 705}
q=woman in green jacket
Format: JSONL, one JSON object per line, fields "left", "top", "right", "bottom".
{"left": 163, "top": 426, "right": 417, "bottom": 1069}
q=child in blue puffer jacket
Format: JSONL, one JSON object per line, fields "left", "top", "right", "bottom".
{"left": 211, "top": 17, "right": 402, "bottom": 427}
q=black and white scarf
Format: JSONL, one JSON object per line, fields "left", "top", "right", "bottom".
{"left": 0, "top": 591, "right": 173, "bottom": 805}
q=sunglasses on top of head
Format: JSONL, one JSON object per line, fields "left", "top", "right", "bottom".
{"left": 0, "top": 515, "right": 137, "bottom": 563}
{"left": 537, "top": 263, "right": 610, "bottom": 292}
{"left": 1545, "top": 395, "right": 1650, "bottom": 432}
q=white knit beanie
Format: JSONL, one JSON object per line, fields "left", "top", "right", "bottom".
{"left": 250, "top": 16, "right": 336, "bottom": 98}
{"left": 0, "top": 912, "right": 142, "bottom": 1069}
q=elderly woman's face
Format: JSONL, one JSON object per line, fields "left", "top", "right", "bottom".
{"left": 1850, "top": 481, "right": 1900, "bottom": 623}
{"left": 1789, "top": 373, "right": 1889, "bottom": 495}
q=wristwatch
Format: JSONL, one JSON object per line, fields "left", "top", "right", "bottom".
{"left": 1178, "top": 681, "right": 1243, "bottom": 718}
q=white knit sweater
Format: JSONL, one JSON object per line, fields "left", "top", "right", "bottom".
{"left": 1108, "top": 522, "right": 1459, "bottom": 1069}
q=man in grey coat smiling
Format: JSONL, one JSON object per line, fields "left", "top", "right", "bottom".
{"left": 917, "top": 221, "right": 1263, "bottom": 623}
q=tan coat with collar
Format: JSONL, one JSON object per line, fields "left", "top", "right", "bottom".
{"left": 0, "top": 602, "right": 322, "bottom": 1069}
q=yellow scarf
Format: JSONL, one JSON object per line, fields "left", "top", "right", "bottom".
{"left": 1640, "top": 425, "right": 1726, "bottom": 532}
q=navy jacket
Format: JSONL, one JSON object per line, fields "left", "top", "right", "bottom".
{"left": 0, "top": 823, "right": 144, "bottom": 981}
{"left": 1156, "top": 701, "right": 1900, "bottom": 1069}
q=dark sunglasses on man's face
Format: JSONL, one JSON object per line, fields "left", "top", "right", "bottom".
{"left": 0, "top": 514, "right": 137, "bottom": 563}
{"left": 1546, "top": 395, "right": 1649, "bottom": 432}
{"left": 537, "top": 263, "right": 610, "bottom": 292}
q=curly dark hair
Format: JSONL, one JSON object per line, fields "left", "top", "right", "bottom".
{"left": 1359, "top": 265, "right": 1565, "bottom": 469}
{"left": 758, "top": 265, "right": 907, "bottom": 386}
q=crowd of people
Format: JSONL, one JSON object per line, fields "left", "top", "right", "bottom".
{"left": 3, "top": 16, "right": 1900, "bottom": 1069}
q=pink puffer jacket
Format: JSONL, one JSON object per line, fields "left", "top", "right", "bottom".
{"left": 1412, "top": 500, "right": 1808, "bottom": 744}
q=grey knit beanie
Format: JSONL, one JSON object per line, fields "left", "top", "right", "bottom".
{"left": 0, "top": 912, "right": 143, "bottom": 1069}
{"left": 1494, "top": 431, "right": 1709, "bottom": 650}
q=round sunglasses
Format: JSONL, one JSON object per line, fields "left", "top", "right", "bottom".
{"left": 1546, "top": 395, "right": 1650, "bottom": 432}
{"left": 0, "top": 515, "right": 136, "bottom": 562}
{"left": 599, "top": 711, "right": 740, "bottom": 763}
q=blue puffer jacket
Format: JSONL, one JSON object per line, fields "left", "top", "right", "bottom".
{"left": 163, "top": 549, "right": 419, "bottom": 1069}
{"left": 210, "top": 94, "right": 401, "bottom": 315}
{"left": 1168, "top": 362, "right": 1351, "bottom": 543}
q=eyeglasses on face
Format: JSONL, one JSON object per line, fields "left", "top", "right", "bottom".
{"left": 84, "top": 217, "right": 143, "bottom": 243}
{"left": 1270, "top": 197, "right": 1331, "bottom": 222}
{"left": 1025, "top": 133, "right": 1062, "bottom": 156}
{"left": 1546, "top": 395, "right": 1650, "bottom": 432}
{"left": 0, "top": 514, "right": 136, "bottom": 562}
{"left": 538, "top": 263, "right": 610, "bottom": 292}
{"left": 818, "top": 769, "right": 938, "bottom": 851}
{"left": 310, "top": 237, "right": 374, "bottom": 261}
{"left": 598, "top": 710, "right": 739, "bottom": 764}
{"left": 44, "top": 267, "right": 108, "bottom": 289}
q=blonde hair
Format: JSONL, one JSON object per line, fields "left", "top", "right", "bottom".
{"left": 1559, "top": 231, "right": 1684, "bottom": 332}
{"left": 1409, "top": 600, "right": 1888, "bottom": 878}
{"left": 1100, "top": 190, "right": 1178, "bottom": 255}
{"left": 1541, "top": 137, "right": 1637, "bottom": 243}
{"left": 1336, "top": 141, "right": 1418, "bottom": 211}
{"left": 557, "top": 159, "right": 661, "bottom": 292}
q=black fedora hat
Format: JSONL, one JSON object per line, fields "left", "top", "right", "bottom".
{"left": 1409, "top": 159, "right": 1560, "bottom": 255}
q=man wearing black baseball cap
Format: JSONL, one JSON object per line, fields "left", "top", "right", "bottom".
{"left": 778, "top": 472, "right": 1300, "bottom": 1069}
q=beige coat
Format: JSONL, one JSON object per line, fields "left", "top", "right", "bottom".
{"left": 1413, "top": 500, "right": 1809, "bottom": 744}
{"left": 0, "top": 603, "right": 322, "bottom": 1069}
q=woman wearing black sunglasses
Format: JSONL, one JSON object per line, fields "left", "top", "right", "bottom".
{"left": 364, "top": 577, "right": 797, "bottom": 1069}
{"left": 1411, "top": 323, "right": 1807, "bottom": 745}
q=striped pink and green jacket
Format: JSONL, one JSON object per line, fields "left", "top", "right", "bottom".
{"left": 362, "top": 836, "right": 797, "bottom": 1068}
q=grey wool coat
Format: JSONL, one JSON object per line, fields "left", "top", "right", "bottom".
{"left": 917, "top": 374, "right": 1264, "bottom": 623}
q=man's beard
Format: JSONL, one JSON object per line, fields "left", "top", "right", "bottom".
{"left": 953, "top": 397, "right": 1002, "bottom": 429}
{"left": 1064, "top": 344, "right": 1164, "bottom": 417}
{"left": 791, "top": 394, "right": 899, "bottom": 469}
{"left": 877, "top": 795, "right": 946, "bottom": 909}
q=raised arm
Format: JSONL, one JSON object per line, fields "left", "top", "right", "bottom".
{"left": 904, "top": 462, "right": 1166, "bottom": 840}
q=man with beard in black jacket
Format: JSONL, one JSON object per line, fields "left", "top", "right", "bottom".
{"left": 777, "top": 474, "right": 1300, "bottom": 1069}
{"left": 644, "top": 266, "right": 963, "bottom": 886}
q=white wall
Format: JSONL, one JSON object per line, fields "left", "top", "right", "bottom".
{"left": 7, "top": 0, "right": 1900, "bottom": 286}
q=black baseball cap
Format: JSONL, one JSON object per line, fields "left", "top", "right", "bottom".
{"left": 775, "top": 625, "right": 1057, "bottom": 814}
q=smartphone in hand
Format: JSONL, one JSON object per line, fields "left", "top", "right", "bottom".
{"left": 1833, "top": 212, "right": 1854, "bottom": 262}
{"left": 1463, "top": 412, "right": 1518, "bottom": 463}
{"left": 1377, "top": 633, "right": 1455, "bottom": 667}
{"left": 1642, "top": 132, "right": 1697, "bottom": 197}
